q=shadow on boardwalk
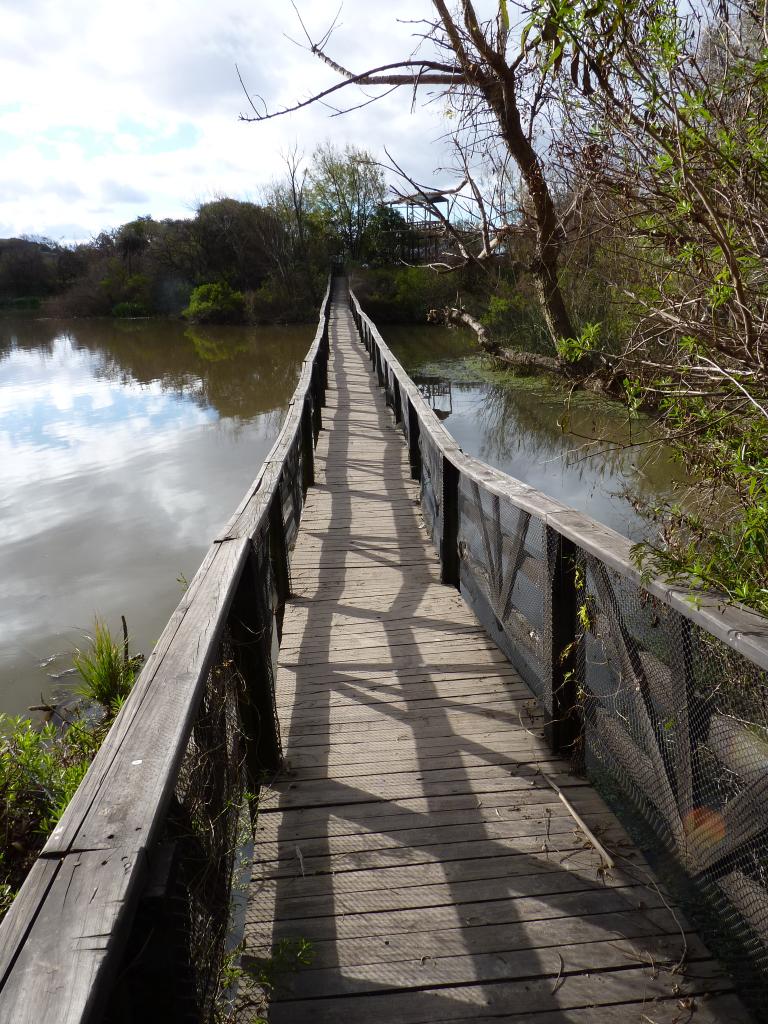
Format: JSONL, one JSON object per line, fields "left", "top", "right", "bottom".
{"left": 244, "top": 288, "right": 748, "bottom": 1023}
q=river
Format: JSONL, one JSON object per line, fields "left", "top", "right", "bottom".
{"left": 0, "top": 317, "right": 683, "bottom": 716}
{"left": 0, "top": 317, "right": 311, "bottom": 715}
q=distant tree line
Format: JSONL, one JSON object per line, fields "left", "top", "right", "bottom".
{"left": 0, "top": 142, "right": 407, "bottom": 322}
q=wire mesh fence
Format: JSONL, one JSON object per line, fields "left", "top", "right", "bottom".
{"left": 578, "top": 552, "right": 768, "bottom": 997}
{"left": 457, "top": 478, "right": 551, "bottom": 713}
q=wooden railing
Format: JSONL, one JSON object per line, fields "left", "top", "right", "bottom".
{"left": 0, "top": 279, "right": 334, "bottom": 1023}
{"left": 348, "top": 286, "right": 768, "bottom": 1001}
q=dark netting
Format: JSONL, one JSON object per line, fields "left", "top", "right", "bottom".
{"left": 577, "top": 552, "right": 768, "bottom": 1002}
{"left": 419, "top": 429, "right": 443, "bottom": 546}
{"left": 252, "top": 524, "right": 283, "bottom": 740}
{"left": 457, "top": 475, "right": 551, "bottom": 711}
{"left": 164, "top": 632, "right": 251, "bottom": 1021}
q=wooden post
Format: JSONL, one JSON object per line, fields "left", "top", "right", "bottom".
{"left": 230, "top": 548, "right": 282, "bottom": 775}
{"left": 394, "top": 378, "right": 403, "bottom": 425}
{"left": 407, "top": 398, "right": 421, "bottom": 481}
{"left": 441, "top": 456, "right": 460, "bottom": 588}
{"left": 545, "top": 530, "right": 583, "bottom": 762}
{"left": 320, "top": 334, "right": 329, "bottom": 392}
{"left": 301, "top": 395, "right": 315, "bottom": 491}
{"left": 268, "top": 490, "right": 290, "bottom": 628}
{"left": 376, "top": 348, "right": 385, "bottom": 387}
{"left": 311, "top": 364, "right": 323, "bottom": 439}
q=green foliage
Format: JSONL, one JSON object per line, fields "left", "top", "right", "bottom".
{"left": 245, "top": 937, "right": 315, "bottom": 994}
{"left": 111, "top": 301, "right": 147, "bottom": 318}
{"left": 72, "top": 619, "right": 139, "bottom": 720}
{"left": 215, "top": 937, "right": 314, "bottom": 1023}
{"left": 0, "top": 296, "right": 41, "bottom": 311}
{"left": 184, "top": 282, "right": 246, "bottom": 324}
{"left": 632, "top": 405, "right": 768, "bottom": 615}
{"left": 354, "top": 265, "right": 460, "bottom": 323}
{"left": 0, "top": 620, "right": 138, "bottom": 921}
{"left": 0, "top": 716, "right": 92, "bottom": 910}
{"left": 555, "top": 322, "right": 601, "bottom": 363}
{"left": 308, "top": 142, "right": 386, "bottom": 259}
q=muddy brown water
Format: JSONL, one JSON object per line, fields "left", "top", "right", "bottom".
{"left": 0, "top": 317, "right": 311, "bottom": 714}
{"left": 0, "top": 318, "right": 685, "bottom": 715}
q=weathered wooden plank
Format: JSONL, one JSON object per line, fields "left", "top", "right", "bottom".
{"left": 255, "top": 883, "right": 673, "bottom": 944}
{"left": 254, "top": 812, "right": 625, "bottom": 864}
{"left": 253, "top": 840, "right": 605, "bottom": 894}
{"left": 260, "top": 763, "right": 583, "bottom": 808}
{"left": 252, "top": 826, "right": 638, "bottom": 882}
{"left": 282, "top": 695, "right": 539, "bottom": 726}
{"left": 278, "top": 933, "right": 709, "bottom": 999}
{"left": 280, "top": 748, "right": 567, "bottom": 783}
{"left": 0, "top": 858, "right": 61, "bottom": 987}
{"left": 45, "top": 536, "right": 250, "bottom": 854}
{"left": 252, "top": 906, "right": 688, "bottom": 970}
{"left": 269, "top": 962, "right": 734, "bottom": 1023}
{"left": 0, "top": 848, "right": 147, "bottom": 1024}
{"left": 250, "top": 861, "right": 650, "bottom": 925}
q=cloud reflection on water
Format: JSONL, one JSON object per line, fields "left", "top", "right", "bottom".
{"left": 0, "top": 319, "right": 309, "bottom": 713}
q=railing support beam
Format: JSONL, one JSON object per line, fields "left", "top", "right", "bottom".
{"left": 407, "top": 399, "right": 421, "bottom": 481}
{"left": 268, "top": 491, "right": 290, "bottom": 640}
{"left": 440, "top": 457, "right": 460, "bottom": 588}
{"left": 230, "top": 549, "right": 283, "bottom": 776}
{"left": 545, "top": 531, "right": 583, "bottom": 763}
{"left": 301, "top": 395, "right": 315, "bottom": 491}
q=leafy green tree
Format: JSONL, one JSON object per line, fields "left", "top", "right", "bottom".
{"left": 184, "top": 282, "right": 246, "bottom": 323}
{"left": 308, "top": 143, "right": 386, "bottom": 259}
{"left": 361, "top": 204, "right": 408, "bottom": 263}
{"left": 193, "top": 198, "right": 282, "bottom": 291}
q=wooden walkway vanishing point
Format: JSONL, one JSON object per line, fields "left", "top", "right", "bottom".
{"left": 245, "top": 283, "right": 749, "bottom": 1022}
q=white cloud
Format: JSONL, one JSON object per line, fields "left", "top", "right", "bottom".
{"left": 0, "top": 0, "right": 456, "bottom": 241}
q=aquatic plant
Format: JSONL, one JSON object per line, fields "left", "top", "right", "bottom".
{"left": 72, "top": 618, "right": 140, "bottom": 721}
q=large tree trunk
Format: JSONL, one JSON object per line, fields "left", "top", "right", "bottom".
{"left": 432, "top": 0, "right": 576, "bottom": 346}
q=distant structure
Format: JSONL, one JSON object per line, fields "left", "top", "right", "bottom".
{"left": 386, "top": 189, "right": 453, "bottom": 263}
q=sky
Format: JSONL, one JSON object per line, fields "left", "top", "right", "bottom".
{"left": 0, "top": 0, "right": 457, "bottom": 242}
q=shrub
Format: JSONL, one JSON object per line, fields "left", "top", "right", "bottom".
{"left": 0, "top": 716, "right": 93, "bottom": 905}
{"left": 0, "top": 619, "right": 139, "bottom": 921}
{"left": 0, "top": 296, "right": 41, "bottom": 311}
{"left": 183, "top": 282, "right": 246, "bottom": 324}
{"left": 111, "top": 301, "right": 147, "bottom": 318}
{"left": 72, "top": 619, "right": 139, "bottom": 720}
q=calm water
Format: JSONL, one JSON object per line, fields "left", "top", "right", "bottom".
{"left": 0, "top": 317, "right": 311, "bottom": 715}
{"left": 1, "top": 317, "right": 685, "bottom": 716}
{"left": 384, "top": 325, "right": 686, "bottom": 541}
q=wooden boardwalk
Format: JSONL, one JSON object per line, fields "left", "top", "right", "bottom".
{"left": 245, "top": 286, "right": 748, "bottom": 1022}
